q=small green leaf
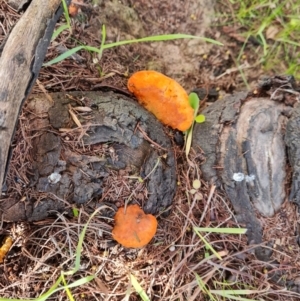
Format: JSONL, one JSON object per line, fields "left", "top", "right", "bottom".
{"left": 188, "top": 92, "right": 200, "bottom": 112}
{"left": 72, "top": 207, "right": 79, "bottom": 217}
{"left": 195, "top": 114, "right": 205, "bottom": 123}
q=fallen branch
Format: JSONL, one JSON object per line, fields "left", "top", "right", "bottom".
{"left": 0, "top": 0, "right": 70, "bottom": 193}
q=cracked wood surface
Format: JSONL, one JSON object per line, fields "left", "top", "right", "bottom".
{"left": 0, "top": 0, "right": 65, "bottom": 194}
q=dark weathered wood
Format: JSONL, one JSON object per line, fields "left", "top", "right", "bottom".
{"left": 0, "top": 0, "right": 64, "bottom": 193}
{"left": 8, "top": 0, "right": 31, "bottom": 11}
{"left": 1, "top": 91, "right": 176, "bottom": 222}
{"left": 192, "top": 75, "right": 300, "bottom": 261}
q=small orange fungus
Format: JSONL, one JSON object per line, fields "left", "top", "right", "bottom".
{"left": 0, "top": 236, "right": 13, "bottom": 263}
{"left": 112, "top": 204, "right": 158, "bottom": 248}
{"left": 127, "top": 70, "right": 194, "bottom": 131}
{"left": 68, "top": 0, "right": 84, "bottom": 17}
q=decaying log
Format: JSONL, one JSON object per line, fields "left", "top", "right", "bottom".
{"left": 192, "top": 75, "right": 300, "bottom": 260}
{"left": 0, "top": 0, "right": 69, "bottom": 194}
{"left": 1, "top": 91, "right": 176, "bottom": 222}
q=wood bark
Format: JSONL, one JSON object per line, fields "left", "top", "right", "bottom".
{"left": 1, "top": 91, "right": 176, "bottom": 221}
{"left": 0, "top": 0, "right": 67, "bottom": 193}
{"left": 192, "top": 75, "right": 299, "bottom": 260}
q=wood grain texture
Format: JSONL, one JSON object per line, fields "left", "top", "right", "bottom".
{"left": 192, "top": 75, "right": 300, "bottom": 261}
{"left": 0, "top": 0, "right": 61, "bottom": 193}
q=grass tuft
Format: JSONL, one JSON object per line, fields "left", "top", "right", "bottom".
{"left": 225, "top": 0, "right": 300, "bottom": 80}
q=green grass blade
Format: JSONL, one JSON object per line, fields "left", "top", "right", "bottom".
{"left": 211, "top": 290, "right": 260, "bottom": 301}
{"left": 193, "top": 228, "right": 222, "bottom": 260}
{"left": 277, "top": 39, "right": 300, "bottom": 47}
{"left": 130, "top": 274, "right": 150, "bottom": 301}
{"left": 212, "top": 289, "right": 260, "bottom": 295}
{"left": 100, "top": 24, "right": 106, "bottom": 51}
{"left": 61, "top": 0, "right": 71, "bottom": 30}
{"left": 185, "top": 92, "right": 201, "bottom": 156}
{"left": 37, "top": 276, "right": 63, "bottom": 301}
{"left": 102, "top": 34, "right": 223, "bottom": 49}
{"left": 52, "top": 24, "right": 70, "bottom": 41}
{"left": 62, "top": 275, "right": 95, "bottom": 288}
{"left": 185, "top": 128, "right": 193, "bottom": 157}
{"left": 63, "top": 215, "right": 95, "bottom": 275}
{"left": 37, "top": 275, "right": 94, "bottom": 301}
{"left": 63, "top": 207, "right": 103, "bottom": 275}
{"left": 193, "top": 227, "right": 247, "bottom": 234}
{"left": 61, "top": 273, "right": 75, "bottom": 301}
{"left": 195, "top": 273, "right": 217, "bottom": 301}
{"left": 43, "top": 44, "right": 104, "bottom": 66}
{"left": 43, "top": 46, "right": 85, "bottom": 66}
{"left": 44, "top": 33, "right": 222, "bottom": 66}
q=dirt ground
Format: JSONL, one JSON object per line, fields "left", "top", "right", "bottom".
{"left": 1, "top": 0, "right": 300, "bottom": 300}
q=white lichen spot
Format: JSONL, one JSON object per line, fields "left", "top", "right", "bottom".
{"left": 233, "top": 172, "right": 245, "bottom": 182}
{"left": 48, "top": 172, "right": 61, "bottom": 184}
{"left": 245, "top": 174, "right": 256, "bottom": 182}
{"left": 233, "top": 173, "right": 256, "bottom": 182}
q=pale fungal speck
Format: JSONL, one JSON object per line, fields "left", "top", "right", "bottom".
{"left": 233, "top": 172, "right": 245, "bottom": 182}
{"left": 233, "top": 173, "right": 255, "bottom": 182}
{"left": 48, "top": 172, "right": 61, "bottom": 184}
{"left": 245, "top": 174, "right": 256, "bottom": 182}
{"left": 169, "top": 245, "right": 176, "bottom": 252}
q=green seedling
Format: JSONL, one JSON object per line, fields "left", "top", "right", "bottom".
{"left": 185, "top": 92, "right": 205, "bottom": 157}
{"left": 45, "top": 24, "right": 222, "bottom": 66}
{"left": 52, "top": 0, "right": 72, "bottom": 40}
{"left": 46, "top": 4, "right": 222, "bottom": 67}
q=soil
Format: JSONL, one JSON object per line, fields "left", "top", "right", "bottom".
{"left": 1, "top": 1, "right": 300, "bottom": 300}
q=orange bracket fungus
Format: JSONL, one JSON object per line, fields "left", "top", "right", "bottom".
{"left": 112, "top": 204, "right": 158, "bottom": 248}
{"left": 127, "top": 70, "right": 194, "bottom": 131}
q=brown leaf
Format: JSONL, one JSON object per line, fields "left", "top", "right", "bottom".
{"left": 266, "top": 25, "right": 280, "bottom": 40}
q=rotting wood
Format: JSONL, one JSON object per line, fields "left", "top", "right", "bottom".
{"left": 0, "top": 0, "right": 70, "bottom": 194}
{"left": 1, "top": 91, "right": 176, "bottom": 222}
{"left": 192, "top": 75, "right": 300, "bottom": 261}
